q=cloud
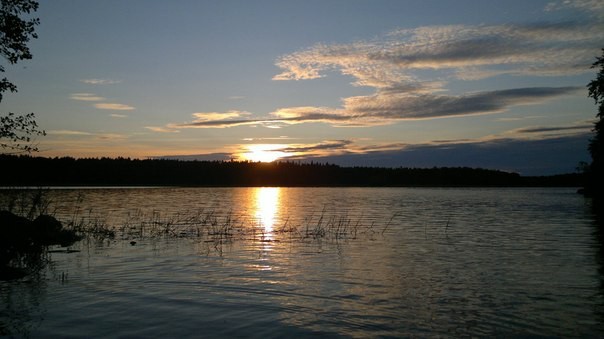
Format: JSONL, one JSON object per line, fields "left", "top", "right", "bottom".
{"left": 513, "top": 124, "right": 593, "bottom": 134}
{"left": 344, "top": 86, "right": 582, "bottom": 120}
{"left": 204, "top": 140, "right": 358, "bottom": 162}
{"left": 70, "top": 93, "right": 105, "bottom": 101}
{"left": 168, "top": 86, "right": 579, "bottom": 129}
{"left": 80, "top": 79, "right": 122, "bottom": 85}
{"left": 156, "top": 119, "right": 592, "bottom": 175}
{"left": 96, "top": 133, "right": 127, "bottom": 140}
{"left": 47, "top": 130, "right": 93, "bottom": 136}
{"left": 496, "top": 116, "right": 544, "bottom": 122}
{"left": 305, "top": 134, "right": 591, "bottom": 175}
{"left": 173, "top": 119, "right": 261, "bottom": 128}
{"left": 145, "top": 126, "right": 180, "bottom": 133}
{"left": 504, "top": 120, "right": 594, "bottom": 138}
{"left": 46, "top": 130, "right": 128, "bottom": 143}
{"left": 94, "top": 103, "right": 135, "bottom": 111}
{"left": 269, "top": 87, "right": 580, "bottom": 126}
{"left": 110, "top": 114, "right": 128, "bottom": 118}
{"left": 269, "top": 7, "right": 602, "bottom": 126}
{"left": 285, "top": 121, "right": 594, "bottom": 161}
{"left": 161, "top": 3, "right": 600, "bottom": 130}
{"left": 276, "top": 123, "right": 593, "bottom": 174}
{"left": 172, "top": 111, "right": 259, "bottom": 128}
{"left": 274, "top": 19, "right": 603, "bottom": 84}
{"left": 71, "top": 92, "right": 135, "bottom": 112}
{"left": 191, "top": 110, "right": 251, "bottom": 122}
{"left": 546, "top": 0, "right": 604, "bottom": 18}
{"left": 242, "top": 136, "right": 292, "bottom": 142}
{"left": 281, "top": 140, "right": 353, "bottom": 154}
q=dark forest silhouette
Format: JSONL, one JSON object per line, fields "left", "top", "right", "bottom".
{"left": 0, "top": 155, "right": 583, "bottom": 187}
{"left": 585, "top": 48, "right": 604, "bottom": 198}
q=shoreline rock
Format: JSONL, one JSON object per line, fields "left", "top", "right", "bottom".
{"left": 0, "top": 210, "right": 81, "bottom": 280}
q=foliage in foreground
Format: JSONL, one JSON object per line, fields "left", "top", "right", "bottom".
{"left": 0, "top": 0, "right": 44, "bottom": 154}
{"left": 586, "top": 48, "right": 604, "bottom": 197}
{"left": 0, "top": 113, "right": 45, "bottom": 153}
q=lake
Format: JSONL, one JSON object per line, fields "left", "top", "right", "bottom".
{"left": 1, "top": 187, "right": 603, "bottom": 337}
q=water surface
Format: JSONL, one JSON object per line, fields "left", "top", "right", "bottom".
{"left": 1, "top": 187, "right": 602, "bottom": 337}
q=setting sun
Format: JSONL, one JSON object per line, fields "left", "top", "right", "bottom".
{"left": 241, "top": 144, "right": 288, "bottom": 162}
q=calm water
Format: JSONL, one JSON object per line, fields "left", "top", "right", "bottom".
{"left": 1, "top": 187, "right": 603, "bottom": 337}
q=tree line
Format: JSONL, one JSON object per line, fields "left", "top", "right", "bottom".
{"left": 0, "top": 155, "right": 583, "bottom": 187}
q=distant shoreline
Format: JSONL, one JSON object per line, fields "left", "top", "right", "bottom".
{"left": 0, "top": 186, "right": 585, "bottom": 190}
{"left": 0, "top": 155, "right": 584, "bottom": 188}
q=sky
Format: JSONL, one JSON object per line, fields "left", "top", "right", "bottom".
{"left": 2, "top": 0, "right": 604, "bottom": 175}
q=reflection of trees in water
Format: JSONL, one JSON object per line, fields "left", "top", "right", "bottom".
{"left": 590, "top": 198, "right": 604, "bottom": 324}
{"left": 0, "top": 272, "right": 48, "bottom": 337}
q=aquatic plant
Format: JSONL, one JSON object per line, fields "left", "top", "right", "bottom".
{"left": 78, "top": 207, "right": 390, "bottom": 246}
{"left": 0, "top": 188, "right": 398, "bottom": 259}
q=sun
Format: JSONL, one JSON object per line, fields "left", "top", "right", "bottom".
{"left": 241, "top": 144, "right": 288, "bottom": 162}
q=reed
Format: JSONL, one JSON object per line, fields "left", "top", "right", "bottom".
{"left": 62, "top": 207, "right": 390, "bottom": 245}
{"left": 0, "top": 188, "right": 53, "bottom": 219}
{"left": 1, "top": 189, "right": 396, "bottom": 246}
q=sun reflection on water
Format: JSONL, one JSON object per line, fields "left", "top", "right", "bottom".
{"left": 254, "top": 187, "right": 281, "bottom": 234}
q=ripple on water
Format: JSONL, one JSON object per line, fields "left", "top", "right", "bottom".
{"left": 1, "top": 187, "right": 602, "bottom": 337}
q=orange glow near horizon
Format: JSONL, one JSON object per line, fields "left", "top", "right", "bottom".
{"left": 254, "top": 187, "right": 281, "bottom": 234}
{"left": 240, "top": 144, "right": 289, "bottom": 162}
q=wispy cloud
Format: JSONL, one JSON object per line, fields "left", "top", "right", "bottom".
{"left": 71, "top": 92, "right": 135, "bottom": 112}
{"left": 110, "top": 114, "right": 128, "bottom": 118}
{"left": 46, "top": 129, "right": 128, "bottom": 141}
{"left": 192, "top": 110, "right": 251, "bottom": 122}
{"left": 160, "top": 2, "right": 601, "bottom": 130}
{"left": 281, "top": 140, "right": 353, "bottom": 154}
{"left": 47, "top": 129, "right": 93, "bottom": 136}
{"left": 496, "top": 115, "right": 544, "bottom": 122}
{"left": 515, "top": 125, "right": 591, "bottom": 134}
{"left": 94, "top": 103, "right": 135, "bottom": 111}
{"left": 70, "top": 93, "right": 105, "bottom": 101}
{"left": 80, "top": 78, "right": 122, "bottom": 85}
{"left": 172, "top": 86, "right": 580, "bottom": 128}
{"left": 242, "top": 136, "right": 292, "bottom": 142}
{"left": 506, "top": 120, "right": 594, "bottom": 137}
{"left": 546, "top": 0, "right": 604, "bottom": 18}
{"left": 246, "top": 121, "right": 593, "bottom": 160}
{"left": 97, "top": 133, "right": 127, "bottom": 140}
{"left": 170, "top": 111, "right": 257, "bottom": 129}
{"left": 231, "top": 140, "right": 355, "bottom": 161}
{"left": 302, "top": 134, "right": 591, "bottom": 175}
{"left": 266, "top": 3, "right": 603, "bottom": 127}
{"left": 273, "top": 20, "right": 603, "bottom": 83}
{"left": 145, "top": 126, "right": 180, "bottom": 133}
{"left": 278, "top": 87, "right": 582, "bottom": 124}
{"left": 175, "top": 118, "right": 268, "bottom": 129}
{"left": 156, "top": 118, "right": 591, "bottom": 174}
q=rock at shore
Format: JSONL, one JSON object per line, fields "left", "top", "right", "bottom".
{"left": 0, "top": 211, "right": 81, "bottom": 280}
